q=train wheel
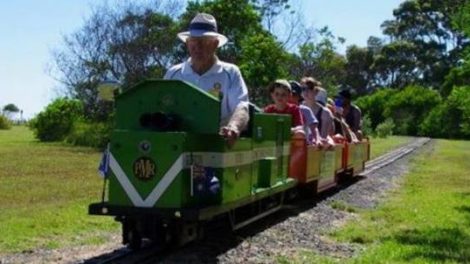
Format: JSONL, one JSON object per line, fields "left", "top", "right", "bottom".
{"left": 121, "top": 218, "right": 142, "bottom": 250}
{"left": 127, "top": 228, "right": 142, "bottom": 250}
{"left": 169, "top": 221, "right": 200, "bottom": 247}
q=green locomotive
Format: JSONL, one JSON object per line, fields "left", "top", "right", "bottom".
{"left": 89, "top": 80, "right": 298, "bottom": 248}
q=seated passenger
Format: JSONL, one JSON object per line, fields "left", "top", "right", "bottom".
{"left": 337, "top": 90, "right": 363, "bottom": 140}
{"left": 264, "top": 80, "right": 305, "bottom": 137}
{"left": 289, "top": 80, "right": 320, "bottom": 145}
{"left": 327, "top": 98, "right": 359, "bottom": 144}
{"left": 301, "top": 77, "right": 335, "bottom": 148}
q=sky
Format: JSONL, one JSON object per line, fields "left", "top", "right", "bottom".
{"left": 0, "top": 0, "right": 403, "bottom": 119}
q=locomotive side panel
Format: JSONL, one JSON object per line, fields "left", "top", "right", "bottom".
{"left": 251, "top": 113, "right": 291, "bottom": 191}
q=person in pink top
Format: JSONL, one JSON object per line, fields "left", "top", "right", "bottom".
{"left": 264, "top": 80, "right": 304, "bottom": 136}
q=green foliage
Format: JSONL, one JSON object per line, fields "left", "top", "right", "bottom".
{"left": 359, "top": 85, "right": 469, "bottom": 139}
{"left": 441, "top": 54, "right": 470, "bottom": 97}
{"left": 441, "top": 1, "right": 470, "bottom": 97}
{"left": 419, "top": 104, "right": 448, "bottom": 138}
{"left": 376, "top": 0, "right": 469, "bottom": 89}
{"left": 52, "top": 3, "right": 179, "bottom": 121}
{"left": 0, "top": 115, "right": 12, "bottom": 130}
{"left": 2, "top": 103, "right": 21, "bottom": 121}
{"left": 373, "top": 40, "right": 420, "bottom": 89}
{"left": 420, "top": 86, "right": 470, "bottom": 139}
{"left": 375, "top": 118, "right": 395, "bottom": 138}
{"left": 450, "top": 87, "right": 470, "bottom": 136}
{"left": 2, "top": 103, "right": 19, "bottom": 113}
{"left": 356, "top": 88, "right": 397, "bottom": 130}
{"left": 291, "top": 27, "right": 346, "bottom": 93}
{"left": 344, "top": 45, "right": 375, "bottom": 95}
{"left": 383, "top": 85, "right": 441, "bottom": 135}
{"left": 65, "top": 119, "right": 111, "bottom": 148}
{"left": 239, "top": 33, "right": 289, "bottom": 105}
{"left": 29, "top": 98, "right": 83, "bottom": 142}
{"left": 361, "top": 115, "right": 373, "bottom": 137}
{"left": 329, "top": 200, "right": 358, "bottom": 213}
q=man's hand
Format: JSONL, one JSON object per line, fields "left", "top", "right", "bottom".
{"left": 219, "top": 126, "right": 239, "bottom": 148}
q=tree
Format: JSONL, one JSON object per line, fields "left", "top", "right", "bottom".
{"left": 356, "top": 88, "right": 397, "bottom": 130}
{"left": 383, "top": 85, "right": 441, "bottom": 135}
{"left": 2, "top": 103, "right": 20, "bottom": 120}
{"left": 29, "top": 98, "right": 83, "bottom": 142}
{"left": 373, "top": 40, "right": 420, "bottom": 89}
{"left": 251, "top": 0, "right": 310, "bottom": 50}
{"left": 419, "top": 86, "right": 470, "bottom": 138}
{"left": 239, "top": 33, "right": 290, "bottom": 105}
{"left": 2, "top": 103, "right": 19, "bottom": 114}
{"left": 289, "top": 27, "right": 346, "bottom": 94}
{"left": 344, "top": 45, "right": 375, "bottom": 95}
{"left": 376, "top": 0, "right": 470, "bottom": 90}
{"left": 252, "top": 0, "right": 291, "bottom": 32}
{"left": 51, "top": 1, "right": 182, "bottom": 121}
{"left": 51, "top": 0, "right": 339, "bottom": 115}
{"left": 441, "top": 0, "right": 470, "bottom": 97}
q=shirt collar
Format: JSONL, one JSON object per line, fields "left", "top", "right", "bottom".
{"left": 181, "top": 57, "right": 223, "bottom": 77}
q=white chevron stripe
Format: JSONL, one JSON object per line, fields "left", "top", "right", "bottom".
{"left": 109, "top": 154, "right": 145, "bottom": 206}
{"left": 141, "top": 155, "right": 184, "bottom": 207}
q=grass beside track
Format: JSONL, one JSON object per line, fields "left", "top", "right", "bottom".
{"left": 285, "top": 139, "right": 470, "bottom": 264}
{"left": 368, "top": 135, "right": 413, "bottom": 160}
{"left": 0, "top": 127, "right": 410, "bottom": 254}
{"left": 0, "top": 126, "right": 118, "bottom": 254}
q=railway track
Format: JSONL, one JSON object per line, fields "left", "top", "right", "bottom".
{"left": 362, "top": 137, "right": 430, "bottom": 175}
{"left": 83, "top": 137, "right": 431, "bottom": 264}
{"left": 82, "top": 244, "right": 165, "bottom": 264}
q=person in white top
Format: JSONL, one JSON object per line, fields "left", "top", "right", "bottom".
{"left": 164, "top": 13, "right": 249, "bottom": 146}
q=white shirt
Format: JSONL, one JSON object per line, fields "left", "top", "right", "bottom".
{"left": 164, "top": 58, "right": 249, "bottom": 122}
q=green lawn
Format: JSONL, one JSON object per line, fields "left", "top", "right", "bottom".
{"left": 291, "top": 139, "right": 470, "bottom": 263}
{"left": 0, "top": 126, "right": 118, "bottom": 254}
{"left": 368, "top": 135, "right": 414, "bottom": 159}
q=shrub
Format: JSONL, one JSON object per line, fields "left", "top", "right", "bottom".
{"left": 447, "top": 86, "right": 470, "bottom": 138}
{"left": 0, "top": 115, "right": 11, "bottom": 130}
{"left": 383, "top": 85, "right": 441, "bottom": 135}
{"left": 29, "top": 98, "right": 83, "bottom": 141}
{"left": 420, "top": 86, "right": 470, "bottom": 139}
{"left": 375, "top": 118, "right": 395, "bottom": 138}
{"left": 419, "top": 104, "right": 447, "bottom": 138}
{"left": 361, "top": 115, "right": 373, "bottom": 137}
{"left": 356, "top": 88, "right": 396, "bottom": 130}
{"left": 65, "top": 119, "right": 111, "bottom": 149}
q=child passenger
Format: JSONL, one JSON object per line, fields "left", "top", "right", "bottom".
{"left": 264, "top": 80, "right": 305, "bottom": 136}
{"left": 289, "top": 80, "right": 320, "bottom": 145}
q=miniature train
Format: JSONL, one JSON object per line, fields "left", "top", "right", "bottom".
{"left": 88, "top": 80, "right": 370, "bottom": 249}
